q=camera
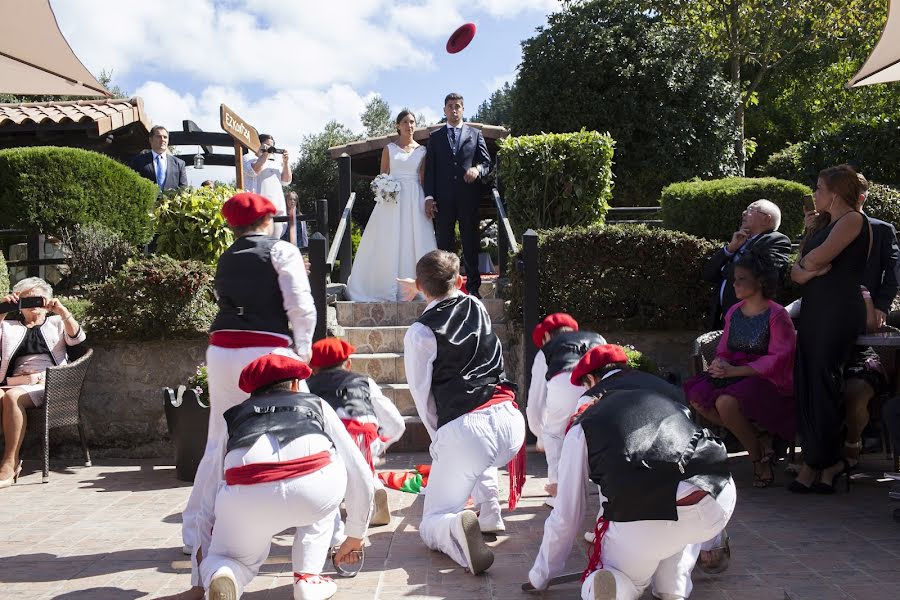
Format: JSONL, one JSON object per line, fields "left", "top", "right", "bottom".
{"left": 0, "top": 296, "right": 45, "bottom": 313}
{"left": 264, "top": 146, "right": 285, "bottom": 154}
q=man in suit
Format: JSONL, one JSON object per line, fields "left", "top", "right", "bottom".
{"left": 424, "top": 93, "right": 492, "bottom": 298}
{"left": 130, "top": 125, "right": 188, "bottom": 192}
{"left": 701, "top": 200, "right": 792, "bottom": 329}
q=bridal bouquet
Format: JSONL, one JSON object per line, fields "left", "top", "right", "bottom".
{"left": 371, "top": 173, "right": 401, "bottom": 204}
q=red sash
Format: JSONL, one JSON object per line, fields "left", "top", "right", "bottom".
{"left": 341, "top": 419, "right": 380, "bottom": 473}
{"left": 473, "top": 384, "right": 527, "bottom": 510}
{"left": 209, "top": 330, "right": 291, "bottom": 349}
{"left": 224, "top": 450, "right": 331, "bottom": 485}
{"left": 582, "top": 517, "right": 611, "bottom": 581}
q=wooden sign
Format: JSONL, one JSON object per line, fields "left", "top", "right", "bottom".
{"left": 220, "top": 104, "right": 260, "bottom": 153}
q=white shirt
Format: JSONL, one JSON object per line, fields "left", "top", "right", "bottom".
{"left": 151, "top": 151, "right": 167, "bottom": 185}
{"left": 525, "top": 350, "right": 548, "bottom": 439}
{"left": 403, "top": 290, "right": 475, "bottom": 439}
{"left": 270, "top": 240, "right": 316, "bottom": 361}
{"left": 719, "top": 233, "right": 760, "bottom": 303}
{"left": 243, "top": 153, "right": 287, "bottom": 217}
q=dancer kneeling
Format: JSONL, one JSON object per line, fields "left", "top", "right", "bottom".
{"left": 202, "top": 351, "right": 374, "bottom": 600}
{"left": 527, "top": 346, "right": 736, "bottom": 600}
{"left": 403, "top": 250, "right": 526, "bottom": 574}
{"left": 307, "top": 337, "right": 406, "bottom": 527}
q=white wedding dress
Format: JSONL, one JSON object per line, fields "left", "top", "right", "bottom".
{"left": 346, "top": 143, "right": 437, "bottom": 301}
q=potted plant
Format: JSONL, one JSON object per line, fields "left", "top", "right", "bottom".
{"left": 163, "top": 364, "right": 210, "bottom": 482}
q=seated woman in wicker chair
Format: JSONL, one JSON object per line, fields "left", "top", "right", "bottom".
{"left": 684, "top": 252, "right": 797, "bottom": 488}
{"left": 0, "top": 277, "right": 86, "bottom": 489}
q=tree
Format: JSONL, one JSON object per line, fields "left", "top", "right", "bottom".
{"left": 511, "top": 0, "right": 739, "bottom": 206}
{"left": 474, "top": 82, "right": 514, "bottom": 127}
{"left": 290, "top": 121, "right": 360, "bottom": 215}
{"left": 361, "top": 95, "right": 395, "bottom": 137}
{"left": 648, "top": 0, "right": 882, "bottom": 174}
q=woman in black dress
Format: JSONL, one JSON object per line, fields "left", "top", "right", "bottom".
{"left": 790, "top": 164, "right": 869, "bottom": 494}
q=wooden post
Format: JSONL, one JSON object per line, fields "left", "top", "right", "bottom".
{"left": 316, "top": 199, "right": 329, "bottom": 249}
{"left": 288, "top": 199, "right": 298, "bottom": 247}
{"left": 338, "top": 154, "right": 353, "bottom": 284}
{"left": 309, "top": 232, "right": 328, "bottom": 341}
{"left": 234, "top": 141, "right": 244, "bottom": 190}
{"left": 522, "top": 229, "right": 540, "bottom": 406}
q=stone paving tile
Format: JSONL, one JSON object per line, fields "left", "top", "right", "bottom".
{"left": 1, "top": 454, "right": 898, "bottom": 599}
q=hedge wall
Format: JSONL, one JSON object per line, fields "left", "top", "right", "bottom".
{"left": 498, "top": 130, "right": 614, "bottom": 234}
{"left": 865, "top": 183, "right": 900, "bottom": 229}
{"left": 0, "top": 147, "right": 157, "bottom": 245}
{"left": 508, "top": 224, "right": 716, "bottom": 330}
{"left": 659, "top": 177, "right": 809, "bottom": 242}
{"left": 0, "top": 251, "right": 8, "bottom": 295}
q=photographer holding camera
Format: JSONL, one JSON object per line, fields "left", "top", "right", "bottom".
{"left": 0, "top": 277, "right": 86, "bottom": 489}
{"left": 243, "top": 134, "right": 292, "bottom": 239}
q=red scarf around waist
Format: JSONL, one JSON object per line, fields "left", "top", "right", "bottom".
{"left": 224, "top": 450, "right": 331, "bottom": 485}
{"left": 341, "top": 419, "right": 380, "bottom": 473}
{"left": 472, "top": 384, "right": 527, "bottom": 510}
{"left": 209, "top": 330, "right": 291, "bottom": 349}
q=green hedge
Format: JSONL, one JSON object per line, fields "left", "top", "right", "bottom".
{"left": 0, "top": 147, "right": 157, "bottom": 245}
{"left": 153, "top": 184, "right": 237, "bottom": 264}
{"left": 498, "top": 130, "right": 614, "bottom": 234}
{"left": 84, "top": 255, "right": 215, "bottom": 340}
{"left": 864, "top": 183, "right": 900, "bottom": 229}
{"left": 0, "top": 251, "right": 8, "bottom": 295}
{"left": 508, "top": 225, "right": 716, "bottom": 330}
{"left": 660, "top": 177, "right": 809, "bottom": 242}
{"left": 803, "top": 119, "right": 900, "bottom": 188}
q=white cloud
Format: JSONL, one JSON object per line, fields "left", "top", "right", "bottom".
{"left": 484, "top": 69, "right": 517, "bottom": 93}
{"left": 476, "top": 0, "right": 559, "bottom": 18}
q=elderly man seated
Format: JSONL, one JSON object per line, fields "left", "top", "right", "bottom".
{"left": 701, "top": 199, "right": 792, "bottom": 329}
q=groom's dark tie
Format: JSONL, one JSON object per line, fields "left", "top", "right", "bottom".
{"left": 448, "top": 127, "right": 457, "bottom": 155}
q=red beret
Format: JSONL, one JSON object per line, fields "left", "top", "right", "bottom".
{"left": 239, "top": 352, "right": 312, "bottom": 394}
{"left": 532, "top": 313, "right": 579, "bottom": 348}
{"left": 221, "top": 192, "right": 276, "bottom": 227}
{"left": 570, "top": 344, "right": 628, "bottom": 385}
{"left": 310, "top": 338, "right": 356, "bottom": 369}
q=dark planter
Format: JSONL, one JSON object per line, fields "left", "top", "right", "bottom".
{"left": 163, "top": 386, "right": 209, "bottom": 482}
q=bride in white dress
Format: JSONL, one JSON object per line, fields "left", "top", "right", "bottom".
{"left": 347, "top": 111, "right": 437, "bottom": 301}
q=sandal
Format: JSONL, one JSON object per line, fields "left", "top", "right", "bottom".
{"left": 752, "top": 457, "right": 775, "bottom": 488}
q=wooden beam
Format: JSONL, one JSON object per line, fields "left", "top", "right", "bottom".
{"left": 169, "top": 131, "right": 236, "bottom": 148}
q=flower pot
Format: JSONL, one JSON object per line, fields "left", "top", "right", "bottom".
{"left": 163, "top": 386, "right": 210, "bottom": 482}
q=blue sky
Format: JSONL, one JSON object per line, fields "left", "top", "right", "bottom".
{"left": 51, "top": 1, "right": 557, "bottom": 182}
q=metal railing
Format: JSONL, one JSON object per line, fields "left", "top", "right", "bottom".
{"left": 606, "top": 206, "right": 662, "bottom": 225}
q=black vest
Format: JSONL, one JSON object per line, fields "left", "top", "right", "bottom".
{"left": 577, "top": 389, "right": 730, "bottom": 522}
{"left": 210, "top": 234, "right": 290, "bottom": 336}
{"left": 417, "top": 294, "right": 506, "bottom": 429}
{"left": 224, "top": 391, "right": 331, "bottom": 453}
{"left": 543, "top": 331, "right": 607, "bottom": 380}
{"left": 584, "top": 369, "right": 686, "bottom": 406}
{"left": 306, "top": 369, "right": 376, "bottom": 419}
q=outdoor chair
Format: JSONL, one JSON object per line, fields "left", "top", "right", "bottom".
{"left": 25, "top": 347, "right": 94, "bottom": 483}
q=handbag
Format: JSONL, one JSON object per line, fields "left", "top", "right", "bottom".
{"left": 6, "top": 371, "right": 44, "bottom": 386}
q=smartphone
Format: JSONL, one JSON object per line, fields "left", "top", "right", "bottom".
{"left": 802, "top": 193, "right": 815, "bottom": 213}
{"left": 0, "top": 301, "right": 17, "bottom": 313}
{"left": 19, "top": 297, "right": 45, "bottom": 309}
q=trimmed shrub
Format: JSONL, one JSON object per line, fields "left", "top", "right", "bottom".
{"left": 56, "top": 295, "right": 91, "bottom": 324}
{"left": 58, "top": 223, "right": 138, "bottom": 291}
{"left": 660, "top": 177, "right": 809, "bottom": 242}
{"left": 153, "top": 185, "right": 237, "bottom": 264}
{"left": 508, "top": 225, "right": 717, "bottom": 330}
{"left": 84, "top": 255, "right": 215, "bottom": 340}
{"left": 802, "top": 119, "right": 900, "bottom": 188}
{"left": 756, "top": 142, "right": 807, "bottom": 184}
{"left": 498, "top": 130, "right": 614, "bottom": 234}
{"left": 0, "top": 251, "right": 8, "bottom": 295}
{"left": 865, "top": 183, "right": 900, "bottom": 230}
{"left": 622, "top": 345, "right": 657, "bottom": 374}
{"left": 0, "top": 147, "right": 157, "bottom": 245}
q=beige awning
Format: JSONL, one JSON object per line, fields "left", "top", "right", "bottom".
{"left": 0, "top": 0, "right": 110, "bottom": 97}
{"left": 848, "top": 0, "right": 900, "bottom": 87}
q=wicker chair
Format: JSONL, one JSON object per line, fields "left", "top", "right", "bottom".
{"left": 26, "top": 348, "right": 94, "bottom": 483}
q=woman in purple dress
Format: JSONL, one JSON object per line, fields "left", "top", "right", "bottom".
{"left": 685, "top": 251, "right": 797, "bottom": 487}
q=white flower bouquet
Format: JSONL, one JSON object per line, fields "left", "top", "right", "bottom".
{"left": 371, "top": 173, "right": 401, "bottom": 204}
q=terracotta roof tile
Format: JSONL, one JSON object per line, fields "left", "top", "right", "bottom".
{"left": 0, "top": 98, "right": 150, "bottom": 134}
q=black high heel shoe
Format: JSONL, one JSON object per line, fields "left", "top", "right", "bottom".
{"left": 787, "top": 478, "right": 815, "bottom": 494}
{"left": 812, "top": 459, "right": 852, "bottom": 494}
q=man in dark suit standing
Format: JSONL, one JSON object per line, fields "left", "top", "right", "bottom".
{"left": 701, "top": 200, "right": 792, "bottom": 329}
{"left": 424, "top": 93, "right": 492, "bottom": 297}
{"left": 130, "top": 125, "right": 188, "bottom": 192}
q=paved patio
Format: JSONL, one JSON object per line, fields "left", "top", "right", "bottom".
{"left": 1, "top": 451, "right": 898, "bottom": 600}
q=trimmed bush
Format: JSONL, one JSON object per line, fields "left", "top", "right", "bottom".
{"left": 623, "top": 345, "right": 657, "bottom": 374}
{"left": 0, "top": 251, "right": 8, "bottom": 295}
{"left": 508, "top": 225, "right": 717, "bottom": 330}
{"left": 153, "top": 185, "right": 237, "bottom": 264}
{"left": 84, "top": 255, "right": 215, "bottom": 340}
{"left": 0, "top": 147, "right": 157, "bottom": 245}
{"left": 498, "top": 130, "right": 614, "bottom": 234}
{"left": 802, "top": 119, "right": 900, "bottom": 188}
{"left": 660, "top": 177, "right": 809, "bottom": 242}
{"left": 865, "top": 183, "right": 900, "bottom": 230}
{"left": 756, "top": 142, "right": 806, "bottom": 184}
{"left": 56, "top": 295, "right": 91, "bottom": 324}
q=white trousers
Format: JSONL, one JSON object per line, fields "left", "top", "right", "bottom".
{"left": 200, "top": 452, "right": 347, "bottom": 597}
{"left": 420, "top": 402, "right": 525, "bottom": 567}
{"left": 330, "top": 468, "right": 384, "bottom": 546}
{"left": 581, "top": 480, "right": 737, "bottom": 600}
{"left": 543, "top": 375, "right": 586, "bottom": 485}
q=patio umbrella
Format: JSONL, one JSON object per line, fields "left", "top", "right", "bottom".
{"left": 848, "top": 0, "right": 900, "bottom": 87}
{"left": 0, "top": 0, "right": 109, "bottom": 97}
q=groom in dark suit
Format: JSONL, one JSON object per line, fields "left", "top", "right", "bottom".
{"left": 424, "top": 93, "right": 492, "bottom": 297}
{"left": 131, "top": 125, "right": 188, "bottom": 192}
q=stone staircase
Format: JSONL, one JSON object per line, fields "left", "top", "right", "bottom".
{"left": 332, "top": 280, "right": 509, "bottom": 451}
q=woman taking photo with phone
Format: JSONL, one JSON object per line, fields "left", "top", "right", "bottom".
{"left": 0, "top": 277, "right": 86, "bottom": 489}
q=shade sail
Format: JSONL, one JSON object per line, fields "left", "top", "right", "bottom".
{"left": 0, "top": 0, "right": 109, "bottom": 97}
{"left": 848, "top": 0, "right": 900, "bottom": 87}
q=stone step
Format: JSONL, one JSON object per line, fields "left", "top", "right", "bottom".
{"left": 389, "top": 416, "right": 431, "bottom": 452}
{"left": 350, "top": 352, "right": 405, "bottom": 384}
{"left": 335, "top": 297, "right": 507, "bottom": 328}
{"left": 343, "top": 323, "right": 510, "bottom": 354}
{"left": 380, "top": 383, "right": 415, "bottom": 416}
